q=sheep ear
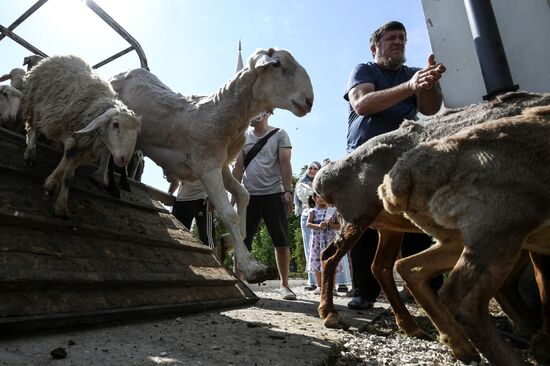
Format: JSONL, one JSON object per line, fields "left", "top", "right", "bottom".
{"left": 75, "top": 107, "right": 117, "bottom": 134}
{"left": 254, "top": 54, "right": 278, "bottom": 69}
{"left": 0, "top": 74, "right": 10, "bottom": 82}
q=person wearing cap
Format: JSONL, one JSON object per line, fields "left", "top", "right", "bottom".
{"left": 343, "top": 20, "right": 446, "bottom": 309}
{"left": 232, "top": 112, "right": 296, "bottom": 300}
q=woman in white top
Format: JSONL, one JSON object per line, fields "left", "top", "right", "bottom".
{"left": 295, "top": 161, "right": 321, "bottom": 290}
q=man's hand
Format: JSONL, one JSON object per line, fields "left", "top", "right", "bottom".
{"left": 283, "top": 191, "right": 293, "bottom": 215}
{"left": 408, "top": 54, "right": 446, "bottom": 92}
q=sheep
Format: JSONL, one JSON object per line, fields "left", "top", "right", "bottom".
{"left": 0, "top": 68, "right": 26, "bottom": 91}
{"left": 23, "top": 54, "right": 44, "bottom": 72}
{"left": 0, "top": 68, "right": 26, "bottom": 134}
{"left": 110, "top": 48, "right": 313, "bottom": 284}
{"left": 23, "top": 55, "right": 142, "bottom": 218}
{"left": 379, "top": 105, "right": 550, "bottom": 366}
{"left": 312, "top": 91, "right": 550, "bottom": 363}
{"left": 0, "top": 85, "right": 22, "bottom": 130}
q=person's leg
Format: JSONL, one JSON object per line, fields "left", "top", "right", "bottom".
{"left": 172, "top": 200, "right": 195, "bottom": 229}
{"left": 193, "top": 199, "right": 215, "bottom": 247}
{"left": 335, "top": 253, "right": 352, "bottom": 290}
{"left": 349, "top": 228, "right": 380, "bottom": 307}
{"left": 234, "top": 195, "right": 261, "bottom": 276}
{"left": 262, "top": 193, "right": 294, "bottom": 298}
{"left": 275, "top": 246, "right": 291, "bottom": 288}
{"left": 243, "top": 195, "right": 262, "bottom": 251}
{"left": 301, "top": 213, "right": 317, "bottom": 288}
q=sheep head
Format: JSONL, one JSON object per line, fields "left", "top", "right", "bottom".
{"left": 0, "top": 85, "right": 22, "bottom": 125}
{"left": 249, "top": 48, "right": 313, "bottom": 117}
{"left": 75, "top": 105, "right": 142, "bottom": 167}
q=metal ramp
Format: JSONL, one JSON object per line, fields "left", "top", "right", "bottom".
{"left": 0, "top": 1, "right": 257, "bottom": 334}
{"left": 0, "top": 128, "right": 257, "bottom": 334}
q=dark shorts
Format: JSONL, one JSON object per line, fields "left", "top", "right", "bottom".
{"left": 244, "top": 193, "right": 289, "bottom": 250}
{"left": 172, "top": 199, "right": 215, "bottom": 247}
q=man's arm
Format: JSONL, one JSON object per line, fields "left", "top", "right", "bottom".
{"left": 348, "top": 82, "right": 415, "bottom": 116}
{"left": 349, "top": 55, "right": 446, "bottom": 117}
{"left": 279, "top": 147, "right": 293, "bottom": 214}
{"left": 230, "top": 151, "right": 245, "bottom": 206}
{"left": 168, "top": 180, "right": 179, "bottom": 195}
{"left": 232, "top": 151, "right": 245, "bottom": 183}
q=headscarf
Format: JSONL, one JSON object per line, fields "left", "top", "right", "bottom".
{"left": 294, "top": 161, "right": 322, "bottom": 215}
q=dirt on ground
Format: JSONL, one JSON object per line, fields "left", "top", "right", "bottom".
{"left": 0, "top": 280, "right": 537, "bottom": 366}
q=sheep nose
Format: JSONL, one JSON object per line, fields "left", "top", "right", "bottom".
{"left": 305, "top": 97, "right": 313, "bottom": 110}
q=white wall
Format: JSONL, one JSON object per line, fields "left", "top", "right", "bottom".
{"left": 421, "top": 0, "right": 550, "bottom": 108}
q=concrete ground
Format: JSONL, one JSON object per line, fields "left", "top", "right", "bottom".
{"left": 0, "top": 280, "right": 390, "bottom": 366}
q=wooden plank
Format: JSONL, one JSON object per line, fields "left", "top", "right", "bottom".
{"left": 0, "top": 128, "right": 258, "bottom": 333}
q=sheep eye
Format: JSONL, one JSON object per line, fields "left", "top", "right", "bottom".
{"left": 113, "top": 122, "right": 120, "bottom": 129}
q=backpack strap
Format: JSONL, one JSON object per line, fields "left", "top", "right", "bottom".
{"left": 243, "top": 128, "right": 280, "bottom": 169}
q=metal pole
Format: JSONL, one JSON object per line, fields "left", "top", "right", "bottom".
{"left": 463, "top": 0, "right": 518, "bottom": 100}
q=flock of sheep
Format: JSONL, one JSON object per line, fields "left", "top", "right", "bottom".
{"left": 0, "top": 50, "right": 548, "bottom": 366}
{"left": 0, "top": 48, "right": 313, "bottom": 286}
{"left": 313, "top": 91, "right": 549, "bottom": 366}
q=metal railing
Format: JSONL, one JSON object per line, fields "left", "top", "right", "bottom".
{"left": 0, "top": 0, "right": 149, "bottom": 70}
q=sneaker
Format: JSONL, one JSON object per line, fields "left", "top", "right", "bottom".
{"left": 281, "top": 287, "right": 296, "bottom": 300}
{"left": 347, "top": 296, "right": 373, "bottom": 310}
{"left": 304, "top": 284, "right": 317, "bottom": 291}
{"left": 337, "top": 285, "right": 349, "bottom": 293}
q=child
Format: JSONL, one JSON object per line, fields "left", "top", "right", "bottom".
{"left": 306, "top": 192, "right": 342, "bottom": 294}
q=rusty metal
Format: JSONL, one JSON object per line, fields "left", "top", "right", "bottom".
{"left": 0, "top": 0, "right": 149, "bottom": 70}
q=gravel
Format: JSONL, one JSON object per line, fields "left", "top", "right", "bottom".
{"left": 0, "top": 280, "right": 536, "bottom": 365}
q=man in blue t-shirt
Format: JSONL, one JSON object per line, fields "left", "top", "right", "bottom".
{"left": 343, "top": 21, "right": 446, "bottom": 309}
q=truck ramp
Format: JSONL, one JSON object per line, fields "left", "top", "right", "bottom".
{"left": 0, "top": 127, "right": 257, "bottom": 334}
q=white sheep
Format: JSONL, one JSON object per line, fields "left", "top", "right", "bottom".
{"left": 0, "top": 85, "right": 22, "bottom": 130}
{"left": 110, "top": 48, "right": 313, "bottom": 283}
{"left": 23, "top": 55, "right": 142, "bottom": 218}
{"left": 0, "top": 68, "right": 26, "bottom": 91}
{"left": 379, "top": 106, "right": 550, "bottom": 366}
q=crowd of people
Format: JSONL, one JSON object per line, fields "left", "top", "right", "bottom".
{"left": 166, "top": 20, "right": 446, "bottom": 304}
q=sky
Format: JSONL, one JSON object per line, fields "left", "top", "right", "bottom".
{"left": 1, "top": 0, "right": 435, "bottom": 192}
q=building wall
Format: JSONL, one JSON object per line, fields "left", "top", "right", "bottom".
{"left": 421, "top": 0, "right": 550, "bottom": 108}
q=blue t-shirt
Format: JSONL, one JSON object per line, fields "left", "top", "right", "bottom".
{"left": 344, "top": 62, "right": 420, "bottom": 152}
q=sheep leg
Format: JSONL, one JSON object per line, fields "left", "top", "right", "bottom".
{"left": 24, "top": 124, "right": 38, "bottom": 165}
{"left": 372, "top": 230, "right": 429, "bottom": 339}
{"left": 201, "top": 168, "right": 271, "bottom": 283}
{"left": 320, "top": 222, "right": 365, "bottom": 330}
{"left": 92, "top": 150, "right": 110, "bottom": 188}
{"left": 439, "top": 233, "right": 526, "bottom": 366}
{"left": 529, "top": 252, "right": 550, "bottom": 364}
{"left": 222, "top": 165, "right": 249, "bottom": 238}
{"left": 44, "top": 139, "right": 77, "bottom": 199}
{"left": 494, "top": 250, "right": 539, "bottom": 337}
{"left": 396, "top": 234, "right": 480, "bottom": 364}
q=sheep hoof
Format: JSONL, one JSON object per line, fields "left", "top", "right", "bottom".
{"left": 243, "top": 265, "right": 276, "bottom": 284}
{"left": 324, "top": 313, "right": 349, "bottom": 330}
{"left": 24, "top": 152, "right": 37, "bottom": 166}
{"left": 52, "top": 205, "right": 69, "bottom": 219}
{"left": 43, "top": 179, "right": 59, "bottom": 197}
{"left": 530, "top": 331, "right": 550, "bottom": 364}
{"left": 107, "top": 181, "right": 121, "bottom": 199}
{"left": 119, "top": 176, "right": 131, "bottom": 192}
{"left": 443, "top": 334, "right": 481, "bottom": 364}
